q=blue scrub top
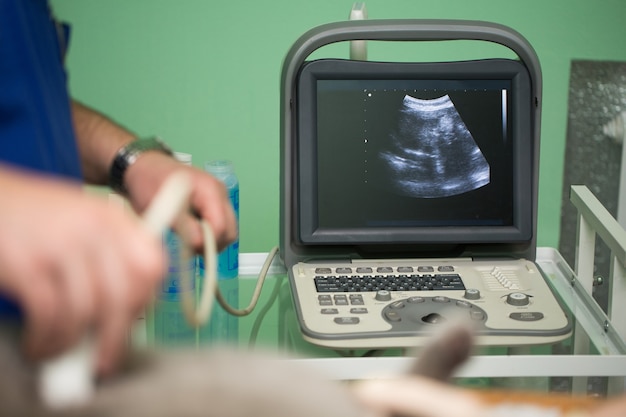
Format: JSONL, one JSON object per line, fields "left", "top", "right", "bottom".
{"left": 0, "top": 0, "right": 83, "bottom": 318}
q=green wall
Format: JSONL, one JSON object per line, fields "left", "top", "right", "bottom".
{"left": 50, "top": 0, "right": 626, "bottom": 254}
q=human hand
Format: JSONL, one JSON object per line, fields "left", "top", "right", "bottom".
{"left": 0, "top": 166, "right": 165, "bottom": 376}
{"left": 122, "top": 151, "right": 238, "bottom": 252}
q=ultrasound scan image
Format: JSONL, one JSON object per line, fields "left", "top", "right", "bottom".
{"left": 379, "top": 95, "right": 490, "bottom": 198}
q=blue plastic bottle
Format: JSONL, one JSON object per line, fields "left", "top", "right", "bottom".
{"left": 205, "top": 160, "right": 239, "bottom": 279}
{"left": 199, "top": 160, "right": 239, "bottom": 345}
{"left": 152, "top": 152, "right": 197, "bottom": 347}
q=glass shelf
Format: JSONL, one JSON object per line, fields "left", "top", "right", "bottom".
{"left": 137, "top": 248, "right": 626, "bottom": 395}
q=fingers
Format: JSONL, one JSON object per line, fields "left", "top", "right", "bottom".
{"left": 186, "top": 172, "right": 238, "bottom": 253}
{"left": 123, "top": 153, "right": 238, "bottom": 253}
{"left": 21, "top": 268, "right": 66, "bottom": 360}
{"left": 91, "top": 237, "right": 130, "bottom": 376}
{"left": 93, "top": 213, "right": 164, "bottom": 375}
{"left": 0, "top": 169, "right": 165, "bottom": 376}
{"left": 20, "top": 201, "right": 164, "bottom": 376}
{"left": 21, "top": 242, "right": 96, "bottom": 360}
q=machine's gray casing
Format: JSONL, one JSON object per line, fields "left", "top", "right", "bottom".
{"left": 279, "top": 19, "right": 543, "bottom": 269}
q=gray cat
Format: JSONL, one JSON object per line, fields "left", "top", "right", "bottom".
{"left": 0, "top": 319, "right": 473, "bottom": 417}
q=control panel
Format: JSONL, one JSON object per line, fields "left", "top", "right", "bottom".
{"left": 289, "top": 258, "right": 571, "bottom": 349}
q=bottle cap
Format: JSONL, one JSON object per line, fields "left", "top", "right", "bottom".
{"left": 204, "top": 160, "right": 234, "bottom": 174}
{"left": 174, "top": 152, "right": 192, "bottom": 166}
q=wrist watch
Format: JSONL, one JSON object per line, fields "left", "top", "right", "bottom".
{"left": 108, "top": 137, "right": 174, "bottom": 195}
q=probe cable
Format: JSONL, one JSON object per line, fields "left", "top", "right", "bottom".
{"left": 178, "top": 222, "right": 279, "bottom": 327}
{"left": 143, "top": 170, "right": 279, "bottom": 328}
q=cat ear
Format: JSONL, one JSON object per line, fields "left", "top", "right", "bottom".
{"left": 407, "top": 313, "right": 475, "bottom": 382}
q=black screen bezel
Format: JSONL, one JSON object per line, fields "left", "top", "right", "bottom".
{"left": 296, "top": 58, "right": 533, "bottom": 248}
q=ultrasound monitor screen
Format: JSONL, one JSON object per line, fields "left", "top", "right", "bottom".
{"left": 297, "top": 59, "right": 533, "bottom": 246}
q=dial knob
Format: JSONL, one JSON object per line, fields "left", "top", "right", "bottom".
{"left": 506, "top": 292, "right": 530, "bottom": 306}
{"left": 375, "top": 290, "right": 392, "bottom": 302}
{"left": 464, "top": 288, "right": 481, "bottom": 300}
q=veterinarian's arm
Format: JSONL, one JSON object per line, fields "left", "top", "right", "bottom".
{"left": 71, "top": 100, "right": 237, "bottom": 253}
{"left": 70, "top": 100, "right": 237, "bottom": 374}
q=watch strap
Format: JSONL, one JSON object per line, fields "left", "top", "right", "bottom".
{"left": 108, "top": 137, "right": 173, "bottom": 194}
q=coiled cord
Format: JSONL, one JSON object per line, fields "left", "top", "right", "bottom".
{"left": 143, "top": 171, "right": 278, "bottom": 328}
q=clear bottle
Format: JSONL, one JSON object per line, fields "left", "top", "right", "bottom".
{"left": 151, "top": 152, "right": 197, "bottom": 347}
{"left": 198, "top": 160, "right": 239, "bottom": 345}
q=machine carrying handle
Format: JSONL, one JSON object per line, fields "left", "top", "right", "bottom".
{"left": 281, "top": 19, "right": 541, "bottom": 108}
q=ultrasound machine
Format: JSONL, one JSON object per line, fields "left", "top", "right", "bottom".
{"left": 279, "top": 20, "right": 571, "bottom": 349}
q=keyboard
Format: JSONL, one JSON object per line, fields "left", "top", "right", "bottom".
{"left": 313, "top": 265, "right": 466, "bottom": 293}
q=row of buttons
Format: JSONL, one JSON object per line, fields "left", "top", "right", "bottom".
{"left": 383, "top": 296, "right": 486, "bottom": 322}
{"left": 321, "top": 308, "right": 368, "bottom": 315}
{"left": 315, "top": 265, "right": 456, "bottom": 274}
{"left": 318, "top": 294, "right": 364, "bottom": 306}
{"left": 318, "top": 295, "right": 368, "bottom": 324}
